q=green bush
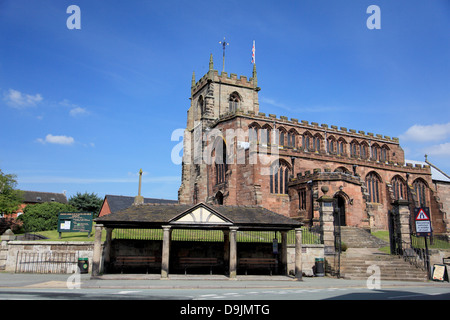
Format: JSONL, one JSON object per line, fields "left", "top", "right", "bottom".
{"left": 18, "top": 202, "right": 77, "bottom": 232}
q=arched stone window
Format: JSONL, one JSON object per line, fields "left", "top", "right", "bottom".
{"left": 327, "top": 136, "right": 336, "bottom": 154}
{"left": 261, "top": 124, "right": 272, "bottom": 145}
{"left": 366, "top": 172, "right": 382, "bottom": 203}
{"left": 371, "top": 143, "right": 380, "bottom": 161}
{"left": 302, "top": 132, "right": 312, "bottom": 151}
{"left": 229, "top": 92, "right": 240, "bottom": 112}
{"left": 248, "top": 123, "right": 260, "bottom": 144}
{"left": 277, "top": 127, "right": 287, "bottom": 147}
{"left": 380, "top": 145, "right": 389, "bottom": 162}
{"left": 269, "top": 160, "right": 290, "bottom": 194}
{"left": 313, "top": 134, "right": 322, "bottom": 152}
{"left": 391, "top": 175, "right": 407, "bottom": 201}
{"left": 413, "top": 178, "right": 428, "bottom": 207}
{"left": 198, "top": 95, "right": 204, "bottom": 115}
{"left": 350, "top": 140, "right": 359, "bottom": 158}
{"left": 360, "top": 142, "right": 369, "bottom": 160}
{"left": 337, "top": 138, "right": 347, "bottom": 155}
{"left": 287, "top": 129, "right": 297, "bottom": 148}
{"left": 214, "top": 138, "right": 227, "bottom": 184}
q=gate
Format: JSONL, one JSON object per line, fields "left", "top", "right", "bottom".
{"left": 388, "top": 210, "right": 401, "bottom": 255}
{"left": 15, "top": 251, "right": 78, "bottom": 274}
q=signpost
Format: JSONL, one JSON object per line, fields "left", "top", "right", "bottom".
{"left": 58, "top": 212, "right": 93, "bottom": 238}
{"left": 415, "top": 207, "right": 432, "bottom": 237}
{"left": 414, "top": 207, "right": 432, "bottom": 279}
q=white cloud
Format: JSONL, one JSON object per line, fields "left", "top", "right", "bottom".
{"left": 69, "top": 106, "right": 88, "bottom": 117}
{"left": 37, "top": 134, "right": 75, "bottom": 145}
{"left": 4, "top": 89, "right": 43, "bottom": 109}
{"left": 400, "top": 122, "right": 450, "bottom": 142}
{"left": 423, "top": 142, "right": 450, "bottom": 156}
{"left": 60, "top": 99, "right": 89, "bottom": 117}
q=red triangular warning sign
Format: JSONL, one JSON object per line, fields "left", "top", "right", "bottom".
{"left": 416, "top": 208, "right": 430, "bottom": 221}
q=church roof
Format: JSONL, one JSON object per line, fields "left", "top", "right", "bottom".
{"left": 406, "top": 160, "right": 450, "bottom": 183}
{"left": 95, "top": 202, "right": 302, "bottom": 230}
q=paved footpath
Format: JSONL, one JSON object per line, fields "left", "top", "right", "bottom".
{"left": 1, "top": 272, "right": 449, "bottom": 290}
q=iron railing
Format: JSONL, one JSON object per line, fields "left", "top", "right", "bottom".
{"left": 113, "top": 227, "right": 322, "bottom": 245}
{"left": 15, "top": 251, "right": 78, "bottom": 274}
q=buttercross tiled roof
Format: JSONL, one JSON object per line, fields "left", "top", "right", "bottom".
{"left": 95, "top": 202, "right": 302, "bottom": 230}
{"left": 104, "top": 194, "right": 177, "bottom": 213}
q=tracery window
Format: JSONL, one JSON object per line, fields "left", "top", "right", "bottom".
{"left": 371, "top": 144, "right": 380, "bottom": 161}
{"left": 413, "top": 179, "right": 428, "bottom": 207}
{"left": 278, "top": 128, "right": 287, "bottom": 147}
{"left": 269, "top": 160, "right": 290, "bottom": 195}
{"left": 287, "top": 130, "right": 297, "bottom": 148}
{"left": 337, "top": 138, "right": 346, "bottom": 155}
{"left": 215, "top": 138, "right": 227, "bottom": 184}
{"left": 327, "top": 137, "right": 336, "bottom": 154}
{"left": 380, "top": 145, "right": 389, "bottom": 162}
{"left": 350, "top": 140, "right": 359, "bottom": 158}
{"left": 360, "top": 142, "right": 369, "bottom": 160}
{"left": 302, "top": 132, "right": 312, "bottom": 151}
{"left": 299, "top": 188, "right": 307, "bottom": 210}
{"left": 313, "top": 134, "right": 322, "bottom": 152}
{"left": 366, "top": 172, "right": 381, "bottom": 203}
{"left": 391, "top": 175, "right": 407, "bottom": 201}
{"left": 261, "top": 125, "right": 272, "bottom": 145}
{"left": 248, "top": 123, "right": 259, "bottom": 144}
{"left": 229, "top": 92, "right": 240, "bottom": 112}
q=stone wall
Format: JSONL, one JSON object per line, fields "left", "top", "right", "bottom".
{"left": 1, "top": 239, "right": 94, "bottom": 273}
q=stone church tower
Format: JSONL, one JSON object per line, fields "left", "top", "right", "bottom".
{"left": 178, "top": 55, "right": 260, "bottom": 205}
{"left": 178, "top": 54, "right": 449, "bottom": 238}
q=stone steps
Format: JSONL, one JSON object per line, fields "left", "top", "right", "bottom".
{"left": 340, "top": 226, "right": 388, "bottom": 248}
{"left": 334, "top": 227, "right": 428, "bottom": 281}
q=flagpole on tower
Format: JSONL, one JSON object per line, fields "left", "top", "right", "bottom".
{"left": 219, "top": 37, "right": 229, "bottom": 73}
{"left": 252, "top": 40, "right": 255, "bottom": 65}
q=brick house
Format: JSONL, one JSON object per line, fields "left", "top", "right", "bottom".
{"left": 178, "top": 55, "right": 450, "bottom": 237}
{"left": 12, "top": 191, "right": 68, "bottom": 218}
{"left": 98, "top": 194, "right": 177, "bottom": 217}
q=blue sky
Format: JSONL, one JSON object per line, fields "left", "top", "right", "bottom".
{"left": 1, "top": 0, "right": 449, "bottom": 201}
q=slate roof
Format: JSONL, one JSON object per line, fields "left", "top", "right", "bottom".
{"left": 104, "top": 194, "right": 178, "bottom": 213}
{"left": 22, "top": 191, "right": 68, "bottom": 204}
{"left": 406, "top": 159, "right": 450, "bottom": 183}
{"left": 95, "top": 202, "right": 302, "bottom": 230}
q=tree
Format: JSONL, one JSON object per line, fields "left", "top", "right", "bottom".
{"left": 19, "top": 202, "right": 77, "bottom": 232}
{"left": 68, "top": 192, "right": 103, "bottom": 218}
{"left": 0, "top": 170, "right": 23, "bottom": 216}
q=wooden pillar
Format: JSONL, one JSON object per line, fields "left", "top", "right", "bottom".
{"left": 92, "top": 224, "right": 104, "bottom": 277}
{"left": 161, "top": 225, "right": 172, "bottom": 279}
{"left": 281, "top": 231, "right": 288, "bottom": 275}
{"left": 229, "top": 227, "right": 238, "bottom": 279}
{"left": 295, "top": 227, "right": 303, "bottom": 280}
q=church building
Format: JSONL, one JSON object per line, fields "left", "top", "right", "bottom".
{"left": 178, "top": 54, "right": 450, "bottom": 238}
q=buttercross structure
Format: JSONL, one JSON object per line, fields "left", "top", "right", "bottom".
{"left": 179, "top": 54, "right": 450, "bottom": 238}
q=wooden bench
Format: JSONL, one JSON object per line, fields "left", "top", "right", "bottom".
{"left": 115, "top": 256, "right": 161, "bottom": 273}
{"left": 238, "top": 258, "right": 278, "bottom": 275}
{"left": 179, "top": 257, "right": 220, "bottom": 275}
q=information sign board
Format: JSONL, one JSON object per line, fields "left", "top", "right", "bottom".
{"left": 58, "top": 212, "right": 93, "bottom": 234}
{"left": 414, "top": 207, "right": 432, "bottom": 237}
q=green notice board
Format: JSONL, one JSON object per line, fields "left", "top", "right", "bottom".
{"left": 58, "top": 212, "right": 93, "bottom": 234}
